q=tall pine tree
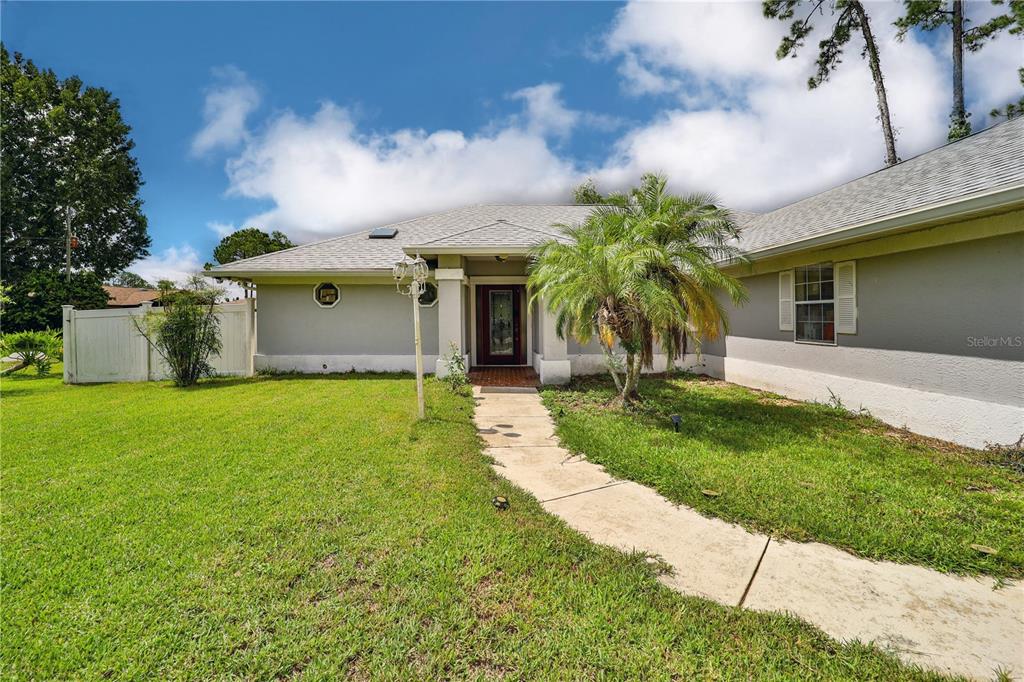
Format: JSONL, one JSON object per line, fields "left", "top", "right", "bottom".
{"left": 764, "top": 0, "right": 900, "bottom": 166}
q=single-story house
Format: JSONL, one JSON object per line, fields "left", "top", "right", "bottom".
{"left": 103, "top": 285, "right": 163, "bottom": 308}
{"left": 206, "top": 117, "right": 1023, "bottom": 448}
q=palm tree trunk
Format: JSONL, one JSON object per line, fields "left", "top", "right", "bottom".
{"left": 853, "top": 2, "right": 899, "bottom": 166}
{"left": 602, "top": 346, "right": 623, "bottom": 393}
{"left": 618, "top": 350, "right": 634, "bottom": 403}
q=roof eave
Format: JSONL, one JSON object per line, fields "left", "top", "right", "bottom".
{"left": 202, "top": 268, "right": 390, "bottom": 279}
{"left": 402, "top": 245, "right": 535, "bottom": 256}
{"left": 734, "top": 183, "right": 1024, "bottom": 263}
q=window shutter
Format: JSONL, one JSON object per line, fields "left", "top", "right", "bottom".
{"left": 778, "top": 270, "right": 794, "bottom": 331}
{"left": 835, "top": 260, "right": 857, "bottom": 334}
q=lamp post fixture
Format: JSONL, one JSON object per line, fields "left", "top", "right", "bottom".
{"left": 393, "top": 254, "right": 429, "bottom": 419}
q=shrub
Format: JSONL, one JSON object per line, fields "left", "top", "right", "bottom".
{"left": 441, "top": 341, "right": 469, "bottom": 391}
{"left": 134, "top": 277, "right": 223, "bottom": 387}
{"left": 0, "top": 329, "right": 62, "bottom": 376}
{"left": 2, "top": 271, "right": 110, "bottom": 332}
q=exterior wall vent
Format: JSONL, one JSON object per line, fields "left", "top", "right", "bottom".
{"left": 369, "top": 227, "right": 398, "bottom": 239}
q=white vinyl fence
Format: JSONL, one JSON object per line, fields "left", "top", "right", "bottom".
{"left": 62, "top": 300, "right": 255, "bottom": 384}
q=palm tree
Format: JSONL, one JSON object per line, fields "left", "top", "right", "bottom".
{"left": 603, "top": 175, "right": 748, "bottom": 375}
{"left": 529, "top": 174, "right": 747, "bottom": 404}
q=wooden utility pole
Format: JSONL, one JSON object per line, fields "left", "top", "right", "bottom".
{"left": 64, "top": 207, "right": 73, "bottom": 283}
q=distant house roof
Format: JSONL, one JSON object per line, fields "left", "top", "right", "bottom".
{"left": 205, "top": 118, "right": 1024, "bottom": 277}
{"left": 103, "top": 286, "right": 162, "bottom": 307}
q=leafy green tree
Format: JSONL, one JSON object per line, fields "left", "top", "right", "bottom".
{"left": 208, "top": 228, "right": 294, "bottom": 267}
{"left": 529, "top": 175, "right": 747, "bottom": 404}
{"left": 572, "top": 179, "right": 605, "bottom": 205}
{"left": 205, "top": 227, "right": 294, "bottom": 297}
{"left": 1, "top": 46, "right": 150, "bottom": 282}
{"left": 107, "top": 271, "right": 153, "bottom": 289}
{"left": 2, "top": 270, "right": 109, "bottom": 332}
{"left": 763, "top": 1, "right": 900, "bottom": 166}
{"left": 964, "top": 0, "right": 1023, "bottom": 48}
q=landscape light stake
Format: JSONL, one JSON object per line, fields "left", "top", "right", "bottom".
{"left": 393, "top": 254, "right": 429, "bottom": 419}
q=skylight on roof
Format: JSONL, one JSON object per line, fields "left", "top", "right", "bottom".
{"left": 369, "top": 227, "right": 398, "bottom": 239}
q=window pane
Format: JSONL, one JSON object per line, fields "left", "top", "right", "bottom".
{"left": 807, "top": 282, "right": 820, "bottom": 300}
{"left": 795, "top": 303, "right": 836, "bottom": 343}
{"left": 489, "top": 290, "right": 514, "bottom": 356}
{"left": 821, "top": 281, "right": 834, "bottom": 300}
{"left": 821, "top": 264, "right": 834, "bottom": 281}
{"left": 795, "top": 283, "right": 807, "bottom": 302}
{"left": 795, "top": 268, "right": 806, "bottom": 284}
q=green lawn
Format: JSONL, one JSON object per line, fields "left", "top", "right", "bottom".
{"left": 0, "top": 370, "right": 946, "bottom": 679}
{"left": 542, "top": 374, "right": 1024, "bottom": 580}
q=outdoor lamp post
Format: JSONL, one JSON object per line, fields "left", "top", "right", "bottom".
{"left": 393, "top": 254, "right": 429, "bottom": 419}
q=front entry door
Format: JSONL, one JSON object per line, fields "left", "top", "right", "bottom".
{"left": 477, "top": 285, "right": 524, "bottom": 365}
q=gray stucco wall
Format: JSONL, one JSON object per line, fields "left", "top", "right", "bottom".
{"left": 257, "top": 284, "right": 439, "bottom": 356}
{"left": 568, "top": 337, "right": 602, "bottom": 354}
{"left": 728, "top": 232, "right": 1023, "bottom": 361}
{"left": 712, "top": 233, "right": 1024, "bottom": 407}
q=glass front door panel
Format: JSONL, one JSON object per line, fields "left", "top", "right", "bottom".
{"left": 489, "top": 290, "right": 514, "bottom": 356}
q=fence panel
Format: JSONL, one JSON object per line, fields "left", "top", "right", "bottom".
{"left": 62, "top": 300, "right": 254, "bottom": 384}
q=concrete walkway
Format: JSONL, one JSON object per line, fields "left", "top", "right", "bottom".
{"left": 473, "top": 387, "right": 1024, "bottom": 681}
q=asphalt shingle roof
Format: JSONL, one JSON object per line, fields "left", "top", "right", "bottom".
{"left": 207, "top": 205, "right": 593, "bottom": 274}
{"left": 736, "top": 116, "right": 1024, "bottom": 253}
{"left": 416, "top": 220, "right": 568, "bottom": 248}
{"left": 207, "top": 118, "right": 1023, "bottom": 276}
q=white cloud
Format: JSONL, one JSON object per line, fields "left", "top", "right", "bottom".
{"left": 131, "top": 245, "right": 204, "bottom": 285}
{"left": 223, "top": 101, "right": 579, "bottom": 239}
{"left": 190, "top": 66, "right": 261, "bottom": 157}
{"left": 508, "top": 83, "right": 582, "bottom": 138}
{"left": 207, "top": 221, "right": 236, "bottom": 239}
{"left": 201, "top": 2, "right": 1021, "bottom": 240}
{"left": 593, "top": 0, "right": 1015, "bottom": 210}
{"left": 617, "top": 53, "right": 679, "bottom": 96}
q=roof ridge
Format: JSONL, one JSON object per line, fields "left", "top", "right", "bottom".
{"left": 210, "top": 206, "right": 478, "bottom": 269}
{"left": 412, "top": 219, "right": 568, "bottom": 247}
{"left": 413, "top": 219, "right": 528, "bottom": 246}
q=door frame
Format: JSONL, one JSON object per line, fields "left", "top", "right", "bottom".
{"left": 469, "top": 277, "right": 531, "bottom": 367}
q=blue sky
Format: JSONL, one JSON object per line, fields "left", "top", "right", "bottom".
{"left": 2, "top": 1, "right": 1020, "bottom": 282}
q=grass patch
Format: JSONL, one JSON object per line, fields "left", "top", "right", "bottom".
{"left": 1, "top": 369, "right": 949, "bottom": 679}
{"left": 542, "top": 373, "right": 1024, "bottom": 580}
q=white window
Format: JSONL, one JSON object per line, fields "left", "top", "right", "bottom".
{"left": 794, "top": 263, "right": 835, "bottom": 344}
{"left": 313, "top": 282, "right": 340, "bottom": 308}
